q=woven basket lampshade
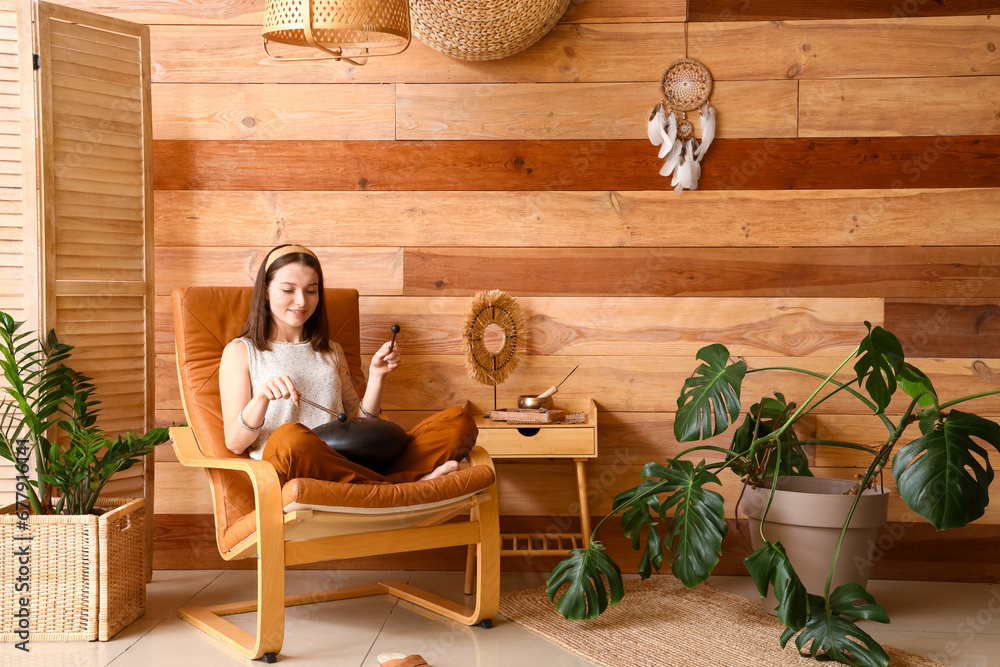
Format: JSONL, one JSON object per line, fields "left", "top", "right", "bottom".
{"left": 263, "top": 0, "right": 410, "bottom": 65}
{"left": 411, "top": 0, "right": 570, "bottom": 61}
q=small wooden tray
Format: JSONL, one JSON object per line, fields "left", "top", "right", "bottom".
{"left": 488, "top": 408, "right": 566, "bottom": 423}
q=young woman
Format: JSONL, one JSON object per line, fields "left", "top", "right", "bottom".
{"left": 218, "top": 244, "right": 475, "bottom": 485}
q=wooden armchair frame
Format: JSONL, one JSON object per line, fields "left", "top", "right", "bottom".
{"left": 168, "top": 286, "right": 499, "bottom": 662}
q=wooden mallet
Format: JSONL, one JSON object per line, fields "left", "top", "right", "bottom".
{"left": 536, "top": 365, "right": 579, "bottom": 399}
{"left": 388, "top": 324, "right": 400, "bottom": 352}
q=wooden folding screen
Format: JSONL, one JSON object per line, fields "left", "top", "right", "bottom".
{"left": 0, "top": 0, "right": 38, "bottom": 507}
{"left": 0, "top": 0, "right": 154, "bottom": 572}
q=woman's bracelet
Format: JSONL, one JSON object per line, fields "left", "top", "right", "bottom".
{"left": 238, "top": 408, "right": 263, "bottom": 431}
{"left": 359, "top": 403, "right": 380, "bottom": 419}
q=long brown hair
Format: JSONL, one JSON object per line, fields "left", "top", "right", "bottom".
{"left": 239, "top": 245, "right": 330, "bottom": 352}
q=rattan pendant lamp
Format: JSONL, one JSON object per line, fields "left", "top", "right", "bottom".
{"left": 262, "top": 0, "right": 411, "bottom": 66}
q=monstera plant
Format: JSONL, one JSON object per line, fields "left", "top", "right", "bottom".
{"left": 547, "top": 323, "right": 1000, "bottom": 666}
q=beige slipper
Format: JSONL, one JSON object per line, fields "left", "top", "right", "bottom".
{"left": 377, "top": 653, "right": 430, "bottom": 667}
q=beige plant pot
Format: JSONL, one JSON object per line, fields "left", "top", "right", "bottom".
{"left": 740, "top": 476, "right": 890, "bottom": 615}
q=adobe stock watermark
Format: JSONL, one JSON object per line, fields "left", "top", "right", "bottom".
{"left": 12, "top": 440, "right": 33, "bottom": 652}
{"left": 879, "top": 0, "right": 943, "bottom": 36}
{"left": 925, "top": 585, "right": 999, "bottom": 667}
{"left": 851, "top": 510, "right": 918, "bottom": 576}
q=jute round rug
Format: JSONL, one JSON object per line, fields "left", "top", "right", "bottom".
{"left": 499, "top": 577, "right": 943, "bottom": 667}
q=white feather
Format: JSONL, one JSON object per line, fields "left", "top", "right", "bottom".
{"left": 658, "top": 112, "right": 677, "bottom": 157}
{"left": 689, "top": 140, "right": 701, "bottom": 189}
{"left": 658, "top": 140, "right": 682, "bottom": 178}
{"left": 647, "top": 104, "right": 665, "bottom": 147}
{"left": 694, "top": 105, "right": 715, "bottom": 160}
{"left": 673, "top": 162, "right": 689, "bottom": 195}
{"left": 670, "top": 141, "right": 699, "bottom": 194}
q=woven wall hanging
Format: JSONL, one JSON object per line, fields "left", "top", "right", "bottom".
{"left": 648, "top": 58, "right": 716, "bottom": 194}
{"left": 410, "top": 0, "right": 570, "bottom": 61}
{"left": 461, "top": 289, "right": 526, "bottom": 386}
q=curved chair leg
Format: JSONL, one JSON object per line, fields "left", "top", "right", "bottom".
{"left": 380, "top": 486, "right": 500, "bottom": 626}
{"left": 177, "top": 477, "right": 287, "bottom": 660}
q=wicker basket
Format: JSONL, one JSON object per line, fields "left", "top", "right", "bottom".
{"left": 0, "top": 497, "right": 146, "bottom": 642}
{"left": 411, "top": 0, "right": 570, "bottom": 61}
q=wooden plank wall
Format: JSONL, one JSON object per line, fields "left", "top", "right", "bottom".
{"left": 53, "top": 1, "right": 1000, "bottom": 576}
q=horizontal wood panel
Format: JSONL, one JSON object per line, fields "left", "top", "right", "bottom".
{"left": 157, "top": 461, "right": 212, "bottom": 513}
{"left": 155, "top": 353, "right": 1000, "bottom": 415}
{"left": 151, "top": 83, "right": 397, "bottom": 141}
{"left": 815, "top": 414, "right": 1000, "bottom": 468}
{"left": 153, "top": 189, "right": 1000, "bottom": 248}
{"left": 52, "top": 1, "right": 682, "bottom": 24}
{"left": 150, "top": 24, "right": 684, "bottom": 85}
{"left": 147, "top": 18, "right": 1000, "bottom": 83}
{"left": 403, "top": 246, "right": 1000, "bottom": 298}
{"left": 154, "top": 247, "right": 403, "bottom": 295}
{"left": 689, "top": 0, "right": 1000, "bottom": 21}
{"left": 561, "top": 0, "right": 684, "bottom": 22}
{"left": 396, "top": 80, "right": 797, "bottom": 140}
{"left": 151, "top": 137, "right": 1000, "bottom": 191}
{"left": 360, "top": 296, "right": 880, "bottom": 357}
{"left": 800, "top": 77, "right": 1000, "bottom": 137}
{"left": 886, "top": 299, "right": 1000, "bottom": 358}
{"left": 155, "top": 294, "right": 882, "bottom": 358}
{"left": 690, "top": 16, "right": 999, "bottom": 80}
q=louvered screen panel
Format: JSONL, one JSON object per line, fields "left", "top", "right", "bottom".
{"left": 0, "top": 0, "right": 37, "bottom": 508}
{"left": 36, "top": 2, "right": 153, "bottom": 504}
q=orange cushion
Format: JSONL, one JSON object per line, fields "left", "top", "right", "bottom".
{"left": 219, "top": 466, "right": 496, "bottom": 553}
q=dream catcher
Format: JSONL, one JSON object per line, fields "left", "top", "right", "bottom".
{"left": 462, "top": 290, "right": 526, "bottom": 409}
{"left": 648, "top": 58, "right": 716, "bottom": 194}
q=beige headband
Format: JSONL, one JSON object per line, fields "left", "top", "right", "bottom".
{"left": 264, "top": 245, "right": 317, "bottom": 272}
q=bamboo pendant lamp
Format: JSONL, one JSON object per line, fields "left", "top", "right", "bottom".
{"left": 263, "top": 0, "right": 410, "bottom": 66}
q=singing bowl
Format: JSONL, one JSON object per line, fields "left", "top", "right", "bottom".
{"left": 517, "top": 394, "right": 553, "bottom": 410}
{"left": 310, "top": 414, "right": 409, "bottom": 473}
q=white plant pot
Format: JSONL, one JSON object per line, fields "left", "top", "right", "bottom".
{"left": 740, "top": 476, "right": 890, "bottom": 615}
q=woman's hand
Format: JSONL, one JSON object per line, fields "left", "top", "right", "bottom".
{"left": 369, "top": 341, "right": 400, "bottom": 377}
{"left": 259, "top": 375, "right": 301, "bottom": 406}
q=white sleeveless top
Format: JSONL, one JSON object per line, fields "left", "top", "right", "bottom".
{"left": 235, "top": 337, "right": 361, "bottom": 460}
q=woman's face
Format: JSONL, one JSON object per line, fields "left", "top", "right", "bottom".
{"left": 267, "top": 262, "right": 320, "bottom": 338}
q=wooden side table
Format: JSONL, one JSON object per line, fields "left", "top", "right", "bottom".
{"left": 472, "top": 398, "right": 598, "bottom": 558}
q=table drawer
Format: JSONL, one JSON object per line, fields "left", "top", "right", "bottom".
{"left": 477, "top": 426, "right": 596, "bottom": 458}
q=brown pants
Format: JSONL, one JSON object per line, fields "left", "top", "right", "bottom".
{"left": 262, "top": 406, "right": 478, "bottom": 485}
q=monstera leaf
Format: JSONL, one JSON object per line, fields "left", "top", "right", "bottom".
{"left": 675, "top": 344, "right": 747, "bottom": 442}
{"left": 893, "top": 410, "right": 1000, "bottom": 530}
{"left": 615, "top": 479, "right": 670, "bottom": 579}
{"left": 853, "top": 323, "right": 904, "bottom": 414}
{"left": 781, "top": 585, "right": 890, "bottom": 667}
{"left": 652, "top": 460, "right": 727, "bottom": 588}
{"left": 546, "top": 542, "right": 624, "bottom": 620}
{"left": 898, "top": 362, "right": 936, "bottom": 409}
{"left": 744, "top": 541, "right": 808, "bottom": 631}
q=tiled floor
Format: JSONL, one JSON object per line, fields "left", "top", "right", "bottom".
{"left": 3, "top": 571, "right": 1000, "bottom": 666}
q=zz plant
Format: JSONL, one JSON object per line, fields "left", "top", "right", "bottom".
{"left": 0, "top": 311, "right": 169, "bottom": 515}
{"left": 547, "top": 323, "right": 1000, "bottom": 667}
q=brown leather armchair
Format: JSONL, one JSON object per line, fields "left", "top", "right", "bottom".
{"left": 169, "top": 286, "right": 499, "bottom": 662}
